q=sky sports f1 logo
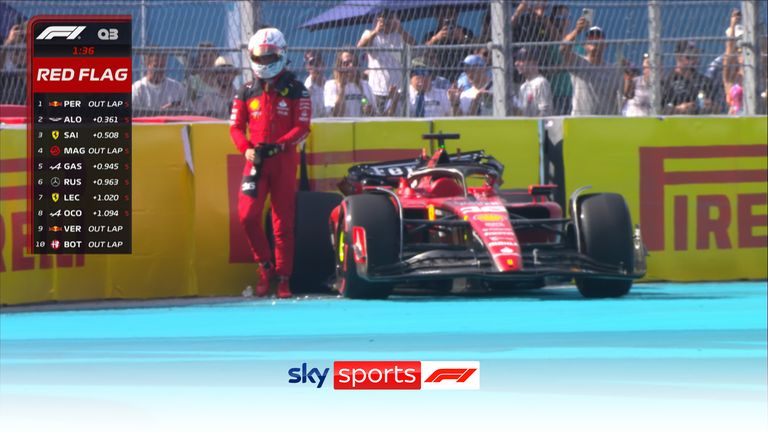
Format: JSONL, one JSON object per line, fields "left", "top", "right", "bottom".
{"left": 37, "top": 26, "right": 86, "bottom": 40}
{"left": 288, "top": 361, "right": 479, "bottom": 390}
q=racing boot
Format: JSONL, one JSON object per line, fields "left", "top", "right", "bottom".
{"left": 255, "top": 262, "right": 274, "bottom": 297}
{"left": 276, "top": 276, "right": 293, "bottom": 299}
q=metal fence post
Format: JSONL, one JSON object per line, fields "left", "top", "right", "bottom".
{"left": 647, "top": 0, "right": 662, "bottom": 115}
{"left": 741, "top": 0, "right": 758, "bottom": 115}
{"left": 404, "top": 44, "right": 412, "bottom": 117}
{"left": 139, "top": 0, "right": 147, "bottom": 47}
{"left": 490, "top": 0, "right": 507, "bottom": 117}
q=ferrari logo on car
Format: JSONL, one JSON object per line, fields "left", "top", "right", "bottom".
{"left": 249, "top": 99, "right": 260, "bottom": 111}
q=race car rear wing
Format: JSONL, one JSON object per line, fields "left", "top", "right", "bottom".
{"left": 337, "top": 150, "right": 504, "bottom": 196}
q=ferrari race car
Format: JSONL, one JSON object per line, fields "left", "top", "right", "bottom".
{"left": 317, "top": 133, "right": 647, "bottom": 299}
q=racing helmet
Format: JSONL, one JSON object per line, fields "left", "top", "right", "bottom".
{"left": 248, "top": 27, "right": 288, "bottom": 79}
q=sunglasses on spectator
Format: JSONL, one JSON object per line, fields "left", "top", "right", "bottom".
{"left": 341, "top": 60, "right": 355, "bottom": 66}
{"left": 411, "top": 68, "right": 432, "bottom": 77}
{"left": 251, "top": 53, "right": 279, "bottom": 65}
{"left": 305, "top": 58, "right": 321, "bottom": 66}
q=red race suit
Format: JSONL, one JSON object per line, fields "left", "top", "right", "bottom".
{"left": 229, "top": 70, "right": 311, "bottom": 277}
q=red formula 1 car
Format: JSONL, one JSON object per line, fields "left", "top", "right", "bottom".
{"left": 321, "top": 133, "right": 647, "bottom": 299}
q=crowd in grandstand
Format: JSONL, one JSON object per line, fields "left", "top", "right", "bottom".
{"left": 1, "top": 3, "right": 766, "bottom": 118}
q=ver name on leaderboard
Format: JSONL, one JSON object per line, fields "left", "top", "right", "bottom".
{"left": 28, "top": 16, "right": 132, "bottom": 254}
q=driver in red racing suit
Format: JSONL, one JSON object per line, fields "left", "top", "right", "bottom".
{"left": 230, "top": 27, "right": 311, "bottom": 298}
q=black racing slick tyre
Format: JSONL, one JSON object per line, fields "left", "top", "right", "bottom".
{"left": 291, "top": 191, "right": 343, "bottom": 293}
{"left": 337, "top": 194, "right": 399, "bottom": 299}
{"left": 575, "top": 193, "right": 634, "bottom": 298}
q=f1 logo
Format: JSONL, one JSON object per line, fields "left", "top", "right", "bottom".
{"left": 37, "top": 26, "right": 86, "bottom": 40}
{"left": 425, "top": 368, "right": 477, "bottom": 383}
{"left": 421, "top": 361, "right": 480, "bottom": 390}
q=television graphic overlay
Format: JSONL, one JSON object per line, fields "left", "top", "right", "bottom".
{"left": 27, "top": 16, "right": 132, "bottom": 254}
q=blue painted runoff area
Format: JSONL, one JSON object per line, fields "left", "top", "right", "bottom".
{"left": 1, "top": 282, "right": 766, "bottom": 431}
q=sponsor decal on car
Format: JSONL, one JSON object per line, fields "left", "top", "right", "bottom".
{"left": 488, "top": 241, "right": 519, "bottom": 247}
{"left": 459, "top": 205, "right": 506, "bottom": 214}
{"left": 475, "top": 214, "right": 503, "bottom": 222}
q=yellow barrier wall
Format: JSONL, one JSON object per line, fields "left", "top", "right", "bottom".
{"left": 3, "top": 117, "right": 764, "bottom": 304}
{"left": 563, "top": 117, "right": 767, "bottom": 281}
{"left": 1, "top": 124, "right": 195, "bottom": 304}
{"left": 188, "top": 123, "right": 251, "bottom": 296}
{"left": 431, "top": 118, "right": 540, "bottom": 186}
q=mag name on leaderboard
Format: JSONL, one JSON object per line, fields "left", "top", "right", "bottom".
{"left": 28, "top": 16, "right": 133, "bottom": 255}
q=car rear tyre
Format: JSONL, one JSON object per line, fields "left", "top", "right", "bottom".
{"left": 337, "top": 194, "right": 398, "bottom": 299}
{"left": 575, "top": 193, "right": 634, "bottom": 298}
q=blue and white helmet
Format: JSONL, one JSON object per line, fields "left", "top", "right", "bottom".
{"left": 248, "top": 27, "right": 287, "bottom": 79}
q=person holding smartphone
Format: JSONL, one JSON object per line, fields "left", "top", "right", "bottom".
{"left": 131, "top": 51, "right": 187, "bottom": 115}
{"left": 560, "top": 14, "right": 622, "bottom": 115}
{"left": 424, "top": 7, "right": 474, "bottom": 83}
{"left": 357, "top": 9, "right": 414, "bottom": 114}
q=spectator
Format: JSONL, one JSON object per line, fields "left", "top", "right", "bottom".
{"left": 561, "top": 19, "right": 622, "bottom": 115}
{"left": 723, "top": 9, "right": 744, "bottom": 115}
{"left": 324, "top": 50, "right": 376, "bottom": 117}
{"left": 132, "top": 51, "right": 186, "bottom": 113}
{"left": 661, "top": 40, "right": 714, "bottom": 115}
{"left": 303, "top": 50, "right": 326, "bottom": 118}
{"left": 186, "top": 42, "right": 219, "bottom": 113}
{"left": 513, "top": 48, "right": 552, "bottom": 116}
{"left": 190, "top": 55, "right": 237, "bottom": 118}
{"left": 424, "top": 6, "right": 474, "bottom": 83}
{"left": 704, "top": 55, "right": 726, "bottom": 114}
{"left": 0, "top": 22, "right": 25, "bottom": 104}
{"left": 511, "top": 0, "right": 554, "bottom": 44}
{"left": 456, "top": 47, "right": 491, "bottom": 92}
{"left": 511, "top": 1, "right": 555, "bottom": 87}
{"left": 357, "top": 9, "right": 414, "bottom": 114}
{"left": 546, "top": 4, "right": 573, "bottom": 115}
{"left": 623, "top": 54, "right": 652, "bottom": 117}
{"left": 704, "top": 19, "right": 745, "bottom": 114}
{"left": 459, "top": 54, "right": 493, "bottom": 116}
{"left": 388, "top": 58, "right": 459, "bottom": 117}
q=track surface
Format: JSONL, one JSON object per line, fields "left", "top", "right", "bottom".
{"left": 1, "top": 282, "right": 766, "bottom": 431}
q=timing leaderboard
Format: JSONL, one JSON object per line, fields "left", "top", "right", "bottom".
{"left": 28, "top": 16, "right": 132, "bottom": 254}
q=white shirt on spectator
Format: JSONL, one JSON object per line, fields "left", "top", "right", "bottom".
{"left": 624, "top": 75, "right": 652, "bottom": 117}
{"left": 567, "top": 55, "right": 622, "bottom": 116}
{"left": 459, "top": 85, "right": 493, "bottom": 116}
{"left": 131, "top": 76, "right": 186, "bottom": 111}
{"left": 305, "top": 76, "right": 326, "bottom": 118}
{"left": 516, "top": 74, "right": 552, "bottom": 116}
{"left": 324, "top": 80, "right": 377, "bottom": 117}
{"left": 360, "top": 29, "right": 404, "bottom": 96}
{"left": 408, "top": 85, "right": 452, "bottom": 117}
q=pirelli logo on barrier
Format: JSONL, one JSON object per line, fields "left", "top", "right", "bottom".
{"left": 639, "top": 145, "right": 768, "bottom": 252}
